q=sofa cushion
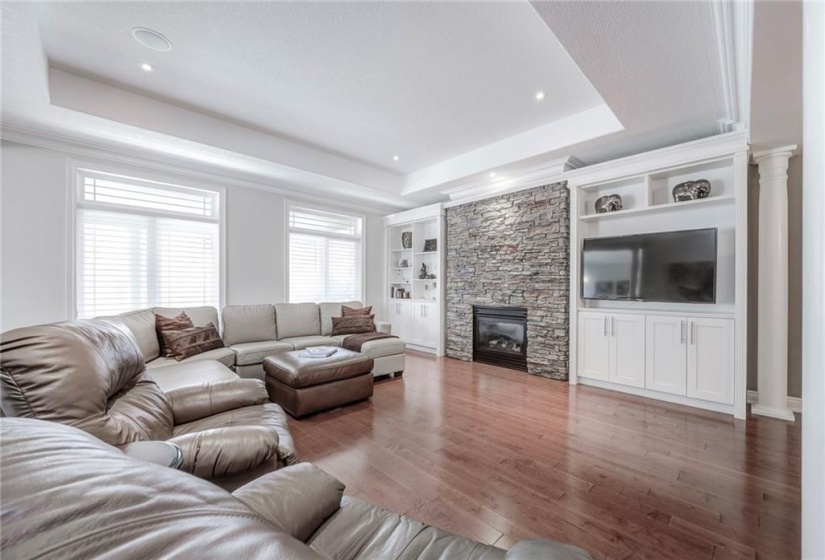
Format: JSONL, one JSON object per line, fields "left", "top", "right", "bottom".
{"left": 98, "top": 309, "right": 160, "bottom": 362}
{"left": 222, "top": 305, "right": 277, "bottom": 346}
{"left": 230, "top": 340, "right": 294, "bottom": 366}
{"left": 146, "top": 359, "right": 238, "bottom": 393}
{"left": 161, "top": 323, "right": 225, "bottom": 361}
{"left": 276, "top": 303, "right": 321, "bottom": 339}
{"left": 330, "top": 315, "right": 375, "bottom": 336}
{"left": 154, "top": 306, "right": 220, "bottom": 329}
{"left": 147, "top": 347, "right": 236, "bottom": 370}
{"left": 332, "top": 335, "right": 406, "bottom": 359}
{"left": 279, "top": 336, "right": 340, "bottom": 350}
{"left": 155, "top": 312, "right": 194, "bottom": 357}
{"left": 319, "top": 301, "right": 362, "bottom": 336}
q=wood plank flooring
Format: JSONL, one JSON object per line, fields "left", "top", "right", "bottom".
{"left": 287, "top": 351, "right": 801, "bottom": 560}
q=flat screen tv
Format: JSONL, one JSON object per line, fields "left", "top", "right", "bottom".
{"left": 581, "top": 228, "right": 717, "bottom": 303}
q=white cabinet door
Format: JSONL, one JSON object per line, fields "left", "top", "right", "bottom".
{"left": 608, "top": 314, "right": 646, "bottom": 388}
{"left": 424, "top": 303, "right": 440, "bottom": 348}
{"left": 687, "top": 318, "right": 734, "bottom": 404}
{"left": 388, "top": 301, "right": 411, "bottom": 341}
{"left": 410, "top": 303, "right": 429, "bottom": 346}
{"left": 577, "top": 312, "right": 610, "bottom": 381}
{"left": 645, "top": 315, "right": 687, "bottom": 395}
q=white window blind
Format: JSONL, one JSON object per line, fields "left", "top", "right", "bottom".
{"left": 76, "top": 169, "right": 221, "bottom": 318}
{"left": 288, "top": 206, "right": 363, "bottom": 303}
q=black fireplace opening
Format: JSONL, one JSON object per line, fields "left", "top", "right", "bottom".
{"left": 473, "top": 306, "right": 528, "bottom": 371}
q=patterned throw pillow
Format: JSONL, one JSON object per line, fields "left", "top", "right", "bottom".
{"left": 342, "top": 305, "right": 372, "bottom": 317}
{"left": 156, "top": 312, "right": 194, "bottom": 357}
{"left": 161, "top": 322, "right": 225, "bottom": 362}
{"left": 331, "top": 315, "right": 376, "bottom": 336}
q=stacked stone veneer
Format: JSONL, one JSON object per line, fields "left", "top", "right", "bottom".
{"left": 446, "top": 182, "right": 570, "bottom": 380}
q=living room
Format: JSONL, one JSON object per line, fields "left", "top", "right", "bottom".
{"left": 1, "top": 2, "right": 823, "bottom": 559}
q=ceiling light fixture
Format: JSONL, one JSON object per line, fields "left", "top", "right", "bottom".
{"left": 393, "top": 155, "right": 400, "bottom": 162}
{"left": 132, "top": 27, "right": 172, "bottom": 52}
{"left": 535, "top": 91, "right": 547, "bottom": 101}
{"left": 489, "top": 172, "right": 497, "bottom": 178}
{"left": 139, "top": 62, "right": 155, "bottom": 73}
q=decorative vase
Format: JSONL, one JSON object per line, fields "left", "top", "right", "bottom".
{"left": 672, "top": 179, "right": 711, "bottom": 202}
{"left": 595, "top": 194, "right": 623, "bottom": 214}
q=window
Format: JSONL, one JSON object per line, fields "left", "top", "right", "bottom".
{"left": 76, "top": 168, "right": 221, "bottom": 318}
{"left": 288, "top": 205, "right": 363, "bottom": 303}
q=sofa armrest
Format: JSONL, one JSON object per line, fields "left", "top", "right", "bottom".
{"left": 375, "top": 321, "right": 392, "bottom": 335}
{"left": 232, "top": 463, "right": 344, "bottom": 542}
{"left": 167, "top": 378, "right": 268, "bottom": 424}
{"left": 168, "top": 425, "right": 279, "bottom": 478}
{"left": 505, "top": 540, "right": 593, "bottom": 560}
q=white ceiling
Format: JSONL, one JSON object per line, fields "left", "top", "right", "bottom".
{"left": 1, "top": 1, "right": 743, "bottom": 212}
{"left": 34, "top": 2, "right": 605, "bottom": 175}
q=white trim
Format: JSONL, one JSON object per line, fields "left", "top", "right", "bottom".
{"left": 2, "top": 126, "right": 405, "bottom": 216}
{"left": 578, "top": 377, "right": 735, "bottom": 416}
{"left": 747, "top": 391, "right": 802, "bottom": 414}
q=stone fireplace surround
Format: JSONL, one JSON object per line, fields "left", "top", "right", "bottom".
{"left": 445, "top": 182, "right": 570, "bottom": 380}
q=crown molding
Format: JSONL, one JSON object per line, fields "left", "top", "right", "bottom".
{"left": 565, "top": 130, "right": 749, "bottom": 187}
{"left": 441, "top": 155, "right": 579, "bottom": 208}
{"left": 0, "top": 125, "right": 413, "bottom": 215}
{"left": 709, "top": 0, "right": 753, "bottom": 134}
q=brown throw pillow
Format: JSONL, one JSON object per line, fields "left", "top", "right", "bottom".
{"left": 342, "top": 305, "right": 372, "bottom": 317}
{"left": 331, "top": 315, "right": 376, "bottom": 336}
{"left": 162, "top": 322, "right": 224, "bottom": 361}
{"left": 156, "top": 312, "right": 194, "bottom": 357}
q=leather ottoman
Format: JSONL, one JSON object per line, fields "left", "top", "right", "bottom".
{"left": 263, "top": 349, "right": 374, "bottom": 418}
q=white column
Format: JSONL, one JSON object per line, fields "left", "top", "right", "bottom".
{"left": 751, "top": 145, "right": 797, "bottom": 422}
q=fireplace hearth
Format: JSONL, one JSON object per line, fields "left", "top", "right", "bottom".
{"left": 473, "top": 306, "right": 528, "bottom": 371}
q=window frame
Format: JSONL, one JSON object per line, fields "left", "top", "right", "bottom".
{"left": 285, "top": 201, "right": 366, "bottom": 304}
{"left": 69, "top": 159, "right": 226, "bottom": 319}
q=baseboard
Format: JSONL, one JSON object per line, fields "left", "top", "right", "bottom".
{"left": 746, "top": 390, "right": 802, "bottom": 413}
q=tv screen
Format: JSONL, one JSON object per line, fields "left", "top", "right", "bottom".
{"left": 581, "top": 228, "right": 717, "bottom": 303}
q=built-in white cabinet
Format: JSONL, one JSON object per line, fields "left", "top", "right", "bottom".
{"left": 579, "top": 310, "right": 734, "bottom": 410}
{"left": 384, "top": 203, "right": 445, "bottom": 355}
{"left": 578, "top": 312, "right": 645, "bottom": 388}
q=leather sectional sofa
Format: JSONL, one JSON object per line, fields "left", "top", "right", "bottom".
{"left": 101, "top": 301, "right": 406, "bottom": 382}
{"left": 2, "top": 416, "right": 593, "bottom": 560}
{"left": 0, "top": 320, "right": 297, "bottom": 490}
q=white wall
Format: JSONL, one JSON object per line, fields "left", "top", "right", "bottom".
{"left": 0, "top": 141, "right": 387, "bottom": 331}
{"left": 802, "top": 2, "right": 825, "bottom": 557}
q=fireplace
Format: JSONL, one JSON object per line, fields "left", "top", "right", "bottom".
{"left": 472, "top": 306, "right": 528, "bottom": 371}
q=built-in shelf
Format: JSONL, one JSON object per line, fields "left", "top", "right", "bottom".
{"left": 414, "top": 251, "right": 438, "bottom": 256}
{"left": 389, "top": 267, "right": 412, "bottom": 270}
{"left": 390, "top": 248, "right": 412, "bottom": 252}
{"left": 414, "top": 279, "right": 437, "bottom": 282}
{"left": 579, "top": 194, "right": 735, "bottom": 221}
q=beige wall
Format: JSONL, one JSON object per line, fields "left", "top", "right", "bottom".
{"left": 747, "top": 155, "right": 803, "bottom": 398}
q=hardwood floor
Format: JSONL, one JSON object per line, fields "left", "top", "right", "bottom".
{"left": 287, "top": 351, "right": 801, "bottom": 560}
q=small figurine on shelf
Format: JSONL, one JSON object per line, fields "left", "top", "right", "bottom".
{"left": 419, "top": 263, "right": 428, "bottom": 279}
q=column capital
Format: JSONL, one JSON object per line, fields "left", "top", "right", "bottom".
{"left": 752, "top": 144, "right": 798, "bottom": 164}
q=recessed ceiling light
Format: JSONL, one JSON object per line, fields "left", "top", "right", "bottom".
{"left": 489, "top": 172, "right": 497, "bottom": 178}
{"left": 139, "top": 62, "right": 155, "bottom": 73}
{"left": 393, "top": 155, "right": 400, "bottom": 161}
{"left": 132, "top": 27, "right": 172, "bottom": 52}
{"left": 535, "top": 91, "right": 547, "bottom": 101}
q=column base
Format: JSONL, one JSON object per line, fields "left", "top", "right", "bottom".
{"left": 751, "top": 403, "right": 796, "bottom": 422}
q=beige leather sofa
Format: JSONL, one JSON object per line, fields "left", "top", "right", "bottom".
{"left": 0, "top": 320, "right": 297, "bottom": 490}
{"left": 101, "top": 301, "right": 405, "bottom": 383}
{"left": 2, "top": 416, "right": 593, "bottom": 560}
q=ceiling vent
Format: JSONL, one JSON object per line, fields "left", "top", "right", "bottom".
{"left": 131, "top": 28, "right": 172, "bottom": 52}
